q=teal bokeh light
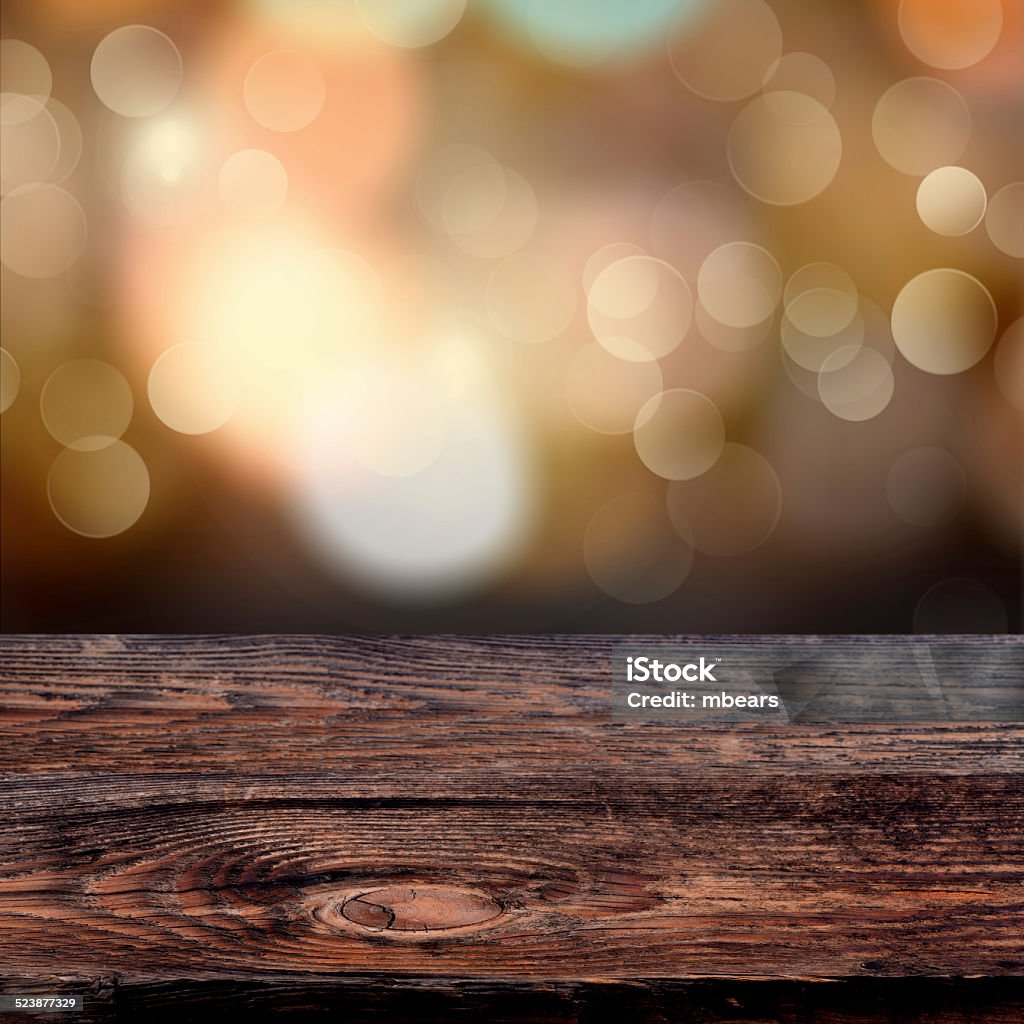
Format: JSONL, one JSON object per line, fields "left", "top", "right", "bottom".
{"left": 482, "top": 0, "right": 711, "bottom": 66}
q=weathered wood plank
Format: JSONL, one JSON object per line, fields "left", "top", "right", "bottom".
{"left": 1, "top": 635, "right": 1021, "bottom": 774}
{"left": 2, "top": 771, "right": 1022, "bottom": 981}
{"left": 1, "top": 636, "right": 1022, "bottom": 1022}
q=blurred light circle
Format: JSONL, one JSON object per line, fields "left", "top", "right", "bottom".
{"left": 447, "top": 166, "right": 538, "bottom": 259}
{"left": 357, "top": 0, "right": 466, "bottom": 48}
{"left": 634, "top": 388, "right": 725, "bottom": 481}
{"left": 891, "top": 269, "right": 997, "bottom": 375}
{"left": 666, "top": 443, "right": 782, "bottom": 556}
{"left": 566, "top": 341, "right": 663, "bottom": 434}
{"left": 817, "top": 346, "right": 895, "bottom": 421}
{"left": 416, "top": 144, "right": 497, "bottom": 230}
{"left": 985, "top": 182, "right": 1024, "bottom": 258}
{"left": 993, "top": 318, "right": 1024, "bottom": 411}
{"left": 782, "top": 297, "right": 893, "bottom": 400}
{"left": 782, "top": 304, "right": 865, "bottom": 373}
{"left": 0, "top": 184, "right": 87, "bottom": 278}
{"left": 669, "top": 0, "right": 782, "bottom": 101}
{"left": 294, "top": 401, "right": 532, "bottom": 599}
{"left": 913, "top": 577, "right": 1008, "bottom": 633}
{"left": 443, "top": 161, "right": 508, "bottom": 235}
{"left": 588, "top": 255, "right": 659, "bottom": 319}
{"left": 728, "top": 91, "right": 842, "bottom": 206}
{"left": 698, "top": 242, "right": 781, "bottom": 330}
{"left": 872, "top": 77, "right": 970, "bottom": 176}
{"left": 886, "top": 446, "right": 966, "bottom": 527}
{"left": 120, "top": 118, "right": 209, "bottom": 228}
{"left": 148, "top": 343, "right": 240, "bottom": 435}
{"left": 584, "top": 491, "right": 694, "bottom": 604}
{"left": 0, "top": 95, "right": 60, "bottom": 190}
{"left": 0, "top": 348, "right": 20, "bottom": 413}
{"left": 898, "top": 0, "right": 1003, "bottom": 71}
{"left": 916, "top": 166, "right": 986, "bottom": 236}
{"left": 694, "top": 300, "right": 772, "bottom": 352}
{"left": 582, "top": 241, "right": 646, "bottom": 292}
{"left": 0, "top": 39, "right": 52, "bottom": 99}
{"left": 210, "top": 26, "right": 419, "bottom": 219}
{"left": 486, "top": 252, "right": 577, "bottom": 344}
{"left": 486, "top": 0, "right": 708, "bottom": 67}
{"left": 47, "top": 439, "right": 150, "bottom": 538}
{"left": 588, "top": 255, "right": 692, "bottom": 362}
{"left": 650, "top": 180, "right": 751, "bottom": 280}
{"left": 44, "top": 98, "right": 83, "bottom": 184}
{"left": 41, "top": 358, "right": 133, "bottom": 450}
{"left": 244, "top": 50, "right": 326, "bottom": 132}
{"left": 244, "top": 0, "right": 365, "bottom": 41}
{"left": 763, "top": 52, "right": 835, "bottom": 107}
{"left": 91, "top": 25, "right": 182, "bottom": 117}
{"left": 322, "top": 364, "right": 449, "bottom": 478}
{"left": 190, "top": 229, "right": 383, "bottom": 379}
{"left": 784, "top": 263, "right": 859, "bottom": 338}
{"left": 218, "top": 148, "right": 288, "bottom": 218}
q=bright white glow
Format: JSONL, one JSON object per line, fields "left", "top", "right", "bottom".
{"left": 292, "top": 394, "right": 534, "bottom": 601}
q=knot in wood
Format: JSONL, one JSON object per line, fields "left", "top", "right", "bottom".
{"left": 340, "top": 885, "right": 502, "bottom": 934}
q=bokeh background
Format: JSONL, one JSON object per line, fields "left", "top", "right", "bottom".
{"left": 1, "top": 0, "right": 1021, "bottom": 633}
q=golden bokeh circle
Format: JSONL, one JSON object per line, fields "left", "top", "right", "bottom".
{"left": 0, "top": 184, "right": 87, "bottom": 278}
{"left": 47, "top": 440, "right": 150, "bottom": 538}
{"left": 872, "top": 77, "right": 970, "bottom": 176}
{"left": 891, "top": 269, "right": 997, "bottom": 375}
{"left": 218, "top": 148, "right": 289, "bottom": 218}
{"left": 588, "top": 255, "right": 692, "bottom": 362}
{"left": 763, "top": 52, "right": 835, "bottom": 107}
{"left": 244, "top": 50, "right": 326, "bottom": 132}
{"left": 633, "top": 388, "right": 726, "bottom": 481}
{"left": 783, "top": 263, "right": 859, "bottom": 338}
{"left": 916, "top": 166, "right": 987, "bottom": 237}
{"left": 698, "top": 242, "right": 782, "bottom": 330}
{"left": 0, "top": 39, "right": 52, "bottom": 99}
{"left": 91, "top": 25, "right": 182, "bottom": 117}
{"left": 356, "top": 0, "right": 467, "bottom": 48}
{"left": 898, "top": 0, "right": 1003, "bottom": 71}
{"left": 0, "top": 95, "right": 60, "bottom": 190}
{"left": 985, "top": 182, "right": 1024, "bottom": 258}
{"left": 446, "top": 166, "right": 538, "bottom": 259}
{"left": 728, "top": 91, "right": 842, "bottom": 206}
{"left": 41, "top": 358, "right": 134, "bottom": 450}
{"left": 818, "top": 346, "right": 895, "bottom": 421}
{"left": 668, "top": 0, "right": 782, "bottom": 102}
{"left": 782, "top": 304, "right": 865, "bottom": 373}
{"left": 148, "top": 343, "right": 240, "bottom": 435}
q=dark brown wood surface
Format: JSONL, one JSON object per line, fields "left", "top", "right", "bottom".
{"left": 1, "top": 635, "right": 1022, "bottom": 1022}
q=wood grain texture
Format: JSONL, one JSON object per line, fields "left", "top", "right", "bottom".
{"left": 1, "top": 635, "right": 1022, "bottom": 1023}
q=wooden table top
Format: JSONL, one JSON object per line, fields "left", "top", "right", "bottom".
{"left": 1, "top": 635, "right": 1022, "bottom": 1022}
